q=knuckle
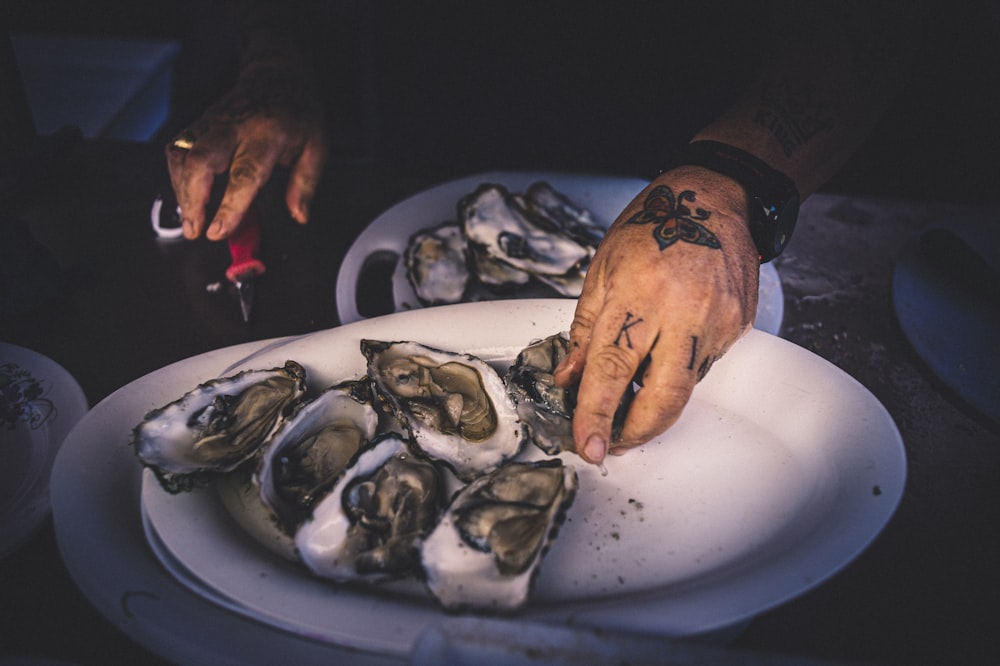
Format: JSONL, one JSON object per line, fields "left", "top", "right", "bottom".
{"left": 229, "top": 159, "right": 264, "bottom": 188}
{"left": 657, "top": 382, "right": 694, "bottom": 411}
{"left": 568, "top": 308, "right": 598, "bottom": 337}
{"left": 590, "top": 346, "right": 637, "bottom": 384}
{"left": 293, "top": 170, "right": 319, "bottom": 193}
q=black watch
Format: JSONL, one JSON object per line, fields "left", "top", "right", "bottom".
{"left": 662, "top": 140, "right": 800, "bottom": 262}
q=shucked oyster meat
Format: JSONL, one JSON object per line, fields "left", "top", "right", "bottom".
{"left": 404, "top": 222, "right": 470, "bottom": 306}
{"left": 505, "top": 332, "right": 577, "bottom": 455}
{"left": 255, "top": 379, "right": 380, "bottom": 532}
{"left": 132, "top": 360, "right": 307, "bottom": 492}
{"left": 421, "top": 459, "right": 578, "bottom": 611}
{"left": 296, "top": 433, "right": 446, "bottom": 582}
{"left": 506, "top": 332, "right": 636, "bottom": 456}
{"left": 521, "top": 181, "right": 605, "bottom": 249}
{"left": 461, "top": 184, "right": 593, "bottom": 286}
{"left": 362, "top": 339, "right": 526, "bottom": 481}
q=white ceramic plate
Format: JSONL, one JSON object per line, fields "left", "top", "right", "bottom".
{"left": 335, "top": 172, "right": 784, "bottom": 335}
{"left": 132, "top": 300, "right": 902, "bottom": 659}
{"left": 0, "top": 342, "right": 87, "bottom": 559}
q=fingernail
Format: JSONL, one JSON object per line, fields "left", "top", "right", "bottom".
{"left": 182, "top": 218, "right": 194, "bottom": 237}
{"left": 582, "top": 434, "right": 607, "bottom": 463}
{"left": 209, "top": 217, "right": 224, "bottom": 239}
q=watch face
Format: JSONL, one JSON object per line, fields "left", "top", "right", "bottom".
{"left": 756, "top": 192, "right": 798, "bottom": 262}
{"left": 777, "top": 194, "right": 800, "bottom": 250}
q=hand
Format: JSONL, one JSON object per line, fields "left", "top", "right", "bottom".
{"left": 553, "top": 166, "right": 760, "bottom": 465}
{"left": 166, "top": 61, "right": 327, "bottom": 241}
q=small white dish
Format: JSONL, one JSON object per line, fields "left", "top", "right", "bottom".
{"left": 1, "top": 342, "right": 87, "bottom": 559}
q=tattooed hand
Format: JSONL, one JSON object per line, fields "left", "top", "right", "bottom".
{"left": 166, "top": 60, "right": 327, "bottom": 241}
{"left": 553, "top": 166, "right": 760, "bottom": 465}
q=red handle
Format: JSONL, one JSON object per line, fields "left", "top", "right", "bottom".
{"left": 226, "top": 205, "right": 266, "bottom": 283}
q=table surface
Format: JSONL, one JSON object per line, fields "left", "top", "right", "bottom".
{"left": 1, "top": 139, "right": 997, "bottom": 666}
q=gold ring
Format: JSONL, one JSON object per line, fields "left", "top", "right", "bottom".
{"left": 171, "top": 135, "right": 195, "bottom": 151}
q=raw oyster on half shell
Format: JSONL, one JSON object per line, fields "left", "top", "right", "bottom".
{"left": 296, "top": 433, "right": 446, "bottom": 582}
{"left": 255, "top": 379, "right": 380, "bottom": 532}
{"left": 522, "top": 181, "right": 605, "bottom": 249}
{"left": 421, "top": 458, "right": 578, "bottom": 611}
{"left": 362, "top": 339, "right": 526, "bottom": 481}
{"left": 505, "top": 332, "right": 577, "bottom": 455}
{"left": 132, "top": 361, "right": 307, "bottom": 492}
{"left": 460, "top": 184, "right": 594, "bottom": 291}
{"left": 506, "top": 332, "right": 638, "bottom": 456}
{"left": 404, "top": 222, "right": 470, "bottom": 306}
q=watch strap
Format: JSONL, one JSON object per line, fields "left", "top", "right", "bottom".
{"left": 662, "top": 140, "right": 800, "bottom": 262}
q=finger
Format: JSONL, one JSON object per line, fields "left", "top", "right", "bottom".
{"left": 167, "top": 123, "right": 237, "bottom": 239}
{"left": 166, "top": 138, "right": 215, "bottom": 239}
{"left": 285, "top": 135, "right": 327, "bottom": 224}
{"left": 207, "top": 137, "right": 281, "bottom": 240}
{"left": 552, "top": 263, "right": 608, "bottom": 388}
{"left": 178, "top": 165, "right": 216, "bottom": 240}
{"left": 614, "top": 329, "right": 700, "bottom": 449}
{"left": 552, "top": 301, "right": 599, "bottom": 388}
{"left": 571, "top": 308, "right": 653, "bottom": 465}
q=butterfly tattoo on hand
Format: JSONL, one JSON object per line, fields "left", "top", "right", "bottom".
{"left": 626, "top": 185, "right": 721, "bottom": 251}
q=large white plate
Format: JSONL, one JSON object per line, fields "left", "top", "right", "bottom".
{"left": 336, "top": 172, "right": 784, "bottom": 335}
{"left": 1, "top": 342, "right": 88, "bottom": 559}
{"left": 125, "top": 300, "right": 903, "bottom": 660}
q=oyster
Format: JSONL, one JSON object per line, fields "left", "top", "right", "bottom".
{"left": 505, "top": 332, "right": 577, "bottom": 455}
{"left": 421, "top": 459, "right": 578, "bottom": 611}
{"left": 404, "top": 222, "right": 470, "bottom": 306}
{"left": 255, "top": 379, "right": 380, "bottom": 532}
{"left": 506, "top": 333, "right": 636, "bottom": 455}
{"left": 460, "top": 184, "right": 592, "bottom": 282}
{"left": 467, "top": 242, "right": 531, "bottom": 289}
{"left": 400, "top": 182, "right": 604, "bottom": 300}
{"left": 295, "top": 433, "right": 446, "bottom": 582}
{"left": 362, "top": 340, "right": 526, "bottom": 481}
{"left": 132, "top": 361, "right": 307, "bottom": 492}
{"left": 523, "top": 181, "right": 605, "bottom": 249}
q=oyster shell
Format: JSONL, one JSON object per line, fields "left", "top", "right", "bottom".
{"left": 400, "top": 182, "right": 603, "bottom": 300}
{"left": 421, "top": 459, "right": 578, "bottom": 611}
{"left": 295, "top": 433, "right": 446, "bottom": 582}
{"left": 132, "top": 361, "right": 307, "bottom": 492}
{"left": 506, "top": 332, "right": 638, "bottom": 456}
{"left": 467, "top": 242, "right": 531, "bottom": 289}
{"left": 404, "top": 222, "right": 470, "bottom": 306}
{"left": 523, "top": 181, "right": 605, "bottom": 249}
{"left": 362, "top": 339, "right": 526, "bottom": 481}
{"left": 505, "top": 332, "right": 577, "bottom": 455}
{"left": 460, "top": 184, "right": 591, "bottom": 281}
{"left": 255, "top": 379, "right": 380, "bottom": 532}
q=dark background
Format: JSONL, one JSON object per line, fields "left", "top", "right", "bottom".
{"left": 5, "top": 0, "right": 1000, "bottom": 203}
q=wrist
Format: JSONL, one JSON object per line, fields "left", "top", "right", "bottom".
{"left": 661, "top": 141, "right": 800, "bottom": 262}
{"left": 645, "top": 166, "right": 758, "bottom": 263}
